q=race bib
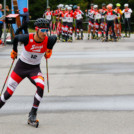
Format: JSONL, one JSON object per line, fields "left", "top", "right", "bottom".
{"left": 77, "top": 14, "right": 82, "bottom": 19}
{"left": 125, "top": 12, "right": 130, "bottom": 18}
{"left": 46, "top": 15, "right": 51, "bottom": 20}
{"left": 67, "top": 17, "right": 73, "bottom": 22}
{"left": 95, "top": 14, "right": 101, "bottom": 19}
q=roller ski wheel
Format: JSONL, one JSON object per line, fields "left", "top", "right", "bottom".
{"left": 68, "top": 39, "right": 73, "bottom": 42}
{"left": 28, "top": 119, "right": 39, "bottom": 128}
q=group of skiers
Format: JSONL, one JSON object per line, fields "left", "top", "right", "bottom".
{"left": 43, "top": 3, "right": 133, "bottom": 42}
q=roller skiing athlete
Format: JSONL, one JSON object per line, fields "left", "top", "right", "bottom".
{"left": 0, "top": 4, "right": 3, "bottom": 41}
{"left": 0, "top": 18, "right": 57, "bottom": 128}
{"left": 43, "top": 6, "right": 53, "bottom": 35}
{"left": 54, "top": 4, "right": 63, "bottom": 41}
{"left": 85, "top": 3, "right": 95, "bottom": 40}
{"left": 74, "top": 5, "right": 84, "bottom": 40}
{"left": 114, "top": 3, "right": 122, "bottom": 39}
{"left": 60, "top": 8, "right": 68, "bottom": 42}
{"left": 93, "top": 5, "right": 102, "bottom": 40}
{"left": 122, "top": 3, "right": 133, "bottom": 38}
{"left": 66, "top": 6, "right": 74, "bottom": 42}
{"left": 99, "top": 3, "right": 107, "bottom": 39}
{"left": 102, "top": 4, "right": 118, "bottom": 42}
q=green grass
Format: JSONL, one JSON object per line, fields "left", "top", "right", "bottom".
{"left": 28, "top": 28, "right": 35, "bottom": 33}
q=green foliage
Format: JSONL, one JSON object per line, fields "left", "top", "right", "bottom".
{"left": 3, "top": 0, "right": 134, "bottom": 23}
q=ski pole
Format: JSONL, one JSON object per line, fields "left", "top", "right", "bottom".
{"left": 0, "top": 59, "right": 15, "bottom": 96}
{"left": 46, "top": 58, "right": 49, "bottom": 93}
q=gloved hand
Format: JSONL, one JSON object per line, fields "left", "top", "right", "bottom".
{"left": 125, "top": 9, "right": 128, "bottom": 12}
{"left": 45, "top": 49, "right": 52, "bottom": 59}
{"left": 11, "top": 50, "right": 17, "bottom": 60}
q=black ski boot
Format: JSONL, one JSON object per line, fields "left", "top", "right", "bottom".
{"left": 28, "top": 108, "right": 39, "bottom": 128}
{"left": 113, "top": 36, "right": 117, "bottom": 42}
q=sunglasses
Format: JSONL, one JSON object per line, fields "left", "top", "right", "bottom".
{"left": 40, "top": 28, "right": 48, "bottom": 33}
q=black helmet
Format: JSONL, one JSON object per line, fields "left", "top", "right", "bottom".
{"left": 34, "top": 18, "right": 49, "bottom": 28}
{"left": 102, "top": 3, "right": 106, "bottom": 6}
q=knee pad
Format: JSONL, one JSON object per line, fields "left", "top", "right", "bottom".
{"left": 7, "top": 77, "right": 19, "bottom": 95}
{"left": 31, "top": 73, "right": 45, "bottom": 90}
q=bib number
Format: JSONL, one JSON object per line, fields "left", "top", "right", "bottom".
{"left": 31, "top": 55, "right": 37, "bottom": 59}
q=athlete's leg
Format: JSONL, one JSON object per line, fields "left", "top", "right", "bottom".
{"left": 65, "top": 24, "right": 68, "bottom": 41}
{"left": 127, "top": 18, "right": 131, "bottom": 37}
{"left": 0, "top": 60, "right": 25, "bottom": 108}
{"left": 88, "top": 22, "right": 91, "bottom": 39}
{"left": 106, "top": 21, "right": 110, "bottom": 40}
{"left": 111, "top": 21, "right": 116, "bottom": 39}
{"left": 70, "top": 26, "right": 73, "bottom": 41}
{"left": 28, "top": 70, "right": 45, "bottom": 114}
{"left": 79, "top": 20, "right": 83, "bottom": 39}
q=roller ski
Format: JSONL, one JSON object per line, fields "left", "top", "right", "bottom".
{"left": 28, "top": 110, "right": 39, "bottom": 128}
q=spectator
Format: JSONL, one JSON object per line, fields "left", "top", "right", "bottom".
{"left": 0, "top": 4, "right": 3, "bottom": 39}
{"left": 15, "top": 7, "right": 29, "bottom": 35}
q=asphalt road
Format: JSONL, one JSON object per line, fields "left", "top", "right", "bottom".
{"left": 0, "top": 34, "right": 134, "bottom": 134}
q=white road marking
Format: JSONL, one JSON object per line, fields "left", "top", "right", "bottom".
{"left": 1, "top": 95, "right": 134, "bottom": 114}
{"left": 1, "top": 51, "right": 134, "bottom": 59}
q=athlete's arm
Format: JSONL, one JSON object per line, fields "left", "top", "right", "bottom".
{"left": 112, "top": 11, "right": 118, "bottom": 16}
{"left": 45, "top": 35, "right": 57, "bottom": 59}
{"left": 102, "top": 11, "right": 107, "bottom": 16}
{"left": 19, "top": 13, "right": 27, "bottom": 17}
{"left": 13, "top": 34, "right": 29, "bottom": 52}
{"left": 129, "top": 9, "right": 133, "bottom": 13}
{"left": 47, "top": 35, "right": 57, "bottom": 49}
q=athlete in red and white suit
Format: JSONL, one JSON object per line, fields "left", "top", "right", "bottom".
{"left": 0, "top": 18, "right": 57, "bottom": 122}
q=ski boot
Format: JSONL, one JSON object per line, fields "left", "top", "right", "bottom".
{"left": 102, "top": 37, "right": 108, "bottom": 42}
{"left": 57, "top": 36, "right": 60, "bottom": 42}
{"left": 70, "top": 38, "right": 73, "bottom": 42}
{"left": 123, "top": 32, "right": 127, "bottom": 38}
{"left": 28, "top": 110, "right": 39, "bottom": 128}
{"left": 113, "top": 36, "right": 118, "bottom": 42}
{"left": 62, "top": 38, "right": 66, "bottom": 42}
{"left": 81, "top": 36, "right": 83, "bottom": 40}
{"left": 68, "top": 37, "right": 73, "bottom": 42}
{"left": 77, "top": 35, "right": 80, "bottom": 40}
